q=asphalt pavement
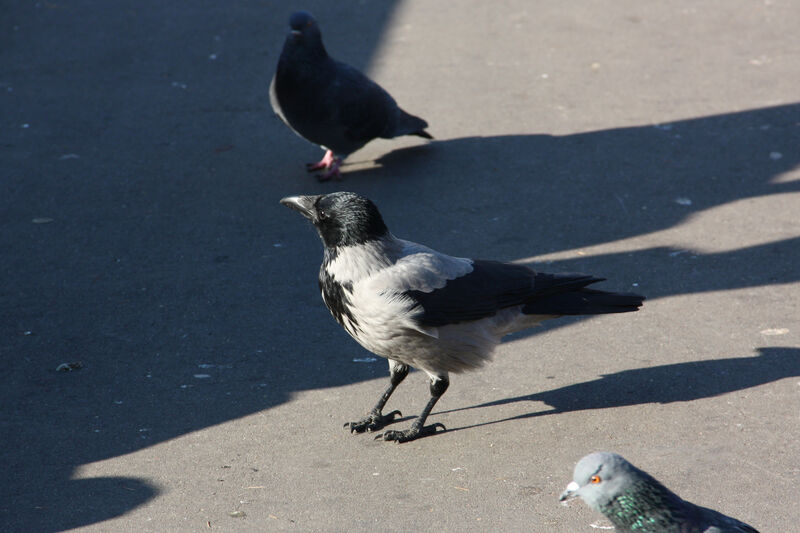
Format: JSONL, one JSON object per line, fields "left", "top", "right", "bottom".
{"left": 1, "top": 1, "right": 798, "bottom": 531}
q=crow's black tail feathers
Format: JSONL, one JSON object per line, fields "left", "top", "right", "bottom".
{"left": 523, "top": 289, "right": 644, "bottom": 315}
{"left": 523, "top": 272, "right": 644, "bottom": 315}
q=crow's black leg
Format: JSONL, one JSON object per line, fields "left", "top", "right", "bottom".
{"left": 345, "top": 359, "right": 408, "bottom": 433}
{"left": 376, "top": 373, "right": 449, "bottom": 443}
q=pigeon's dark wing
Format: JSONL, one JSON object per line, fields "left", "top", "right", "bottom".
{"left": 406, "top": 260, "right": 602, "bottom": 327}
{"left": 691, "top": 504, "right": 761, "bottom": 533}
{"left": 270, "top": 57, "right": 345, "bottom": 147}
{"left": 332, "top": 61, "right": 399, "bottom": 144}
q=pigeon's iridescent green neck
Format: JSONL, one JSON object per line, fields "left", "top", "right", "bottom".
{"left": 599, "top": 482, "right": 681, "bottom": 533}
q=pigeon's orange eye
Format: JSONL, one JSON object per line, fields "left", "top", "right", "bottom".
{"left": 590, "top": 475, "right": 602, "bottom": 484}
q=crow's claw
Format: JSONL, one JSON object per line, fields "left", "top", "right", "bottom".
{"left": 375, "top": 422, "right": 446, "bottom": 443}
{"left": 344, "top": 410, "right": 402, "bottom": 433}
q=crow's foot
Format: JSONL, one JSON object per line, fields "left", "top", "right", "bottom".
{"left": 375, "top": 422, "right": 446, "bottom": 443}
{"left": 344, "top": 410, "right": 402, "bottom": 434}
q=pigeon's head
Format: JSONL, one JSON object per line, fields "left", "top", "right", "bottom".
{"left": 286, "top": 11, "right": 324, "bottom": 49}
{"left": 559, "top": 452, "right": 637, "bottom": 511}
{"left": 281, "top": 192, "right": 389, "bottom": 249}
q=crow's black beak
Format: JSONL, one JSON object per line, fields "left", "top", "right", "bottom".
{"left": 280, "top": 195, "right": 322, "bottom": 221}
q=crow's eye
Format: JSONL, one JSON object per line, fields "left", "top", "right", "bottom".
{"left": 590, "top": 475, "right": 601, "bottom": 484}
{"left": 318, "top": 209, "right": 327, "bottom": 220}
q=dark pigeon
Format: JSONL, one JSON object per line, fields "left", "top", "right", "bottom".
{"left": 280, "top": 192, "right": 644, "bottom": 442}
{"left": 560, "top": 452, "right": 760, "bottom": 533}
{"left": 270, "top": 11, "right": 432, "bottom": 180}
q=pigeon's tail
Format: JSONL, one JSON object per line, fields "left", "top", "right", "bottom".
{"left": 523, "top": 273, "right": 644, "bottom": 316}
{"left": 390, "top": 109, "right": 433, "bottom": 139}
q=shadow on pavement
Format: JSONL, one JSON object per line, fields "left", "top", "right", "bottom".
{"left": 438, "top": 347, "right": 800, "bottom": 431}
{"left": 0, "top": 1, "right": 403, "bottom": 532}
{"left": 362, "top": 103, "right": 800, "bottom": 257}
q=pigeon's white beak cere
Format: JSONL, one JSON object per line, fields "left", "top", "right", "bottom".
{"left": 559, "top": 481, "right": 580, "bottom": 504}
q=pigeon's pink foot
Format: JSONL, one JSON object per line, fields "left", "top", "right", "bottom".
{"left": 316, "top": 158, "right": 343, "bottom": 181}
{"left": 306, "top": 150, "right": 337, "bottom": 171}
{"left": 306, "top": 150, "right": 343, "bottom": 181}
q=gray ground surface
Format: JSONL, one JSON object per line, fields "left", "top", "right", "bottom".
{"left": 2, "top": 1, "right": 798, "bottom": 531}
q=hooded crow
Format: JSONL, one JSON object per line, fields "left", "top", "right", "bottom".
{"left": 281, "top": 192, "right": 644, "bottom": 442}
{"left": 270, "top": 11, "right": 432, "bottom": 181}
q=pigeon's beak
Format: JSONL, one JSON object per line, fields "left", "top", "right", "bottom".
{"left": 290, "top": 29, "right": 302, "bottom": 40}
{"left": 559, "top": 481, "right": 580, "bottom": 502}
{"left": 280, "top": 195, "right": 322, "bottom": 221}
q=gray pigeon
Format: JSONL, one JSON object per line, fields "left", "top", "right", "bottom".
{"left": 559, "top": 452, "right": 759, "bottom": 533}
{"left": 280, "top": 192, "right": 644, "bottom": 442}
{"left": 270, "top": 11, "right": 432, "bottom": 181}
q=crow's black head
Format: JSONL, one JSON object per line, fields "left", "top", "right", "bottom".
{"left": 281, "top": 192, "right": 389, "bottom": 249}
